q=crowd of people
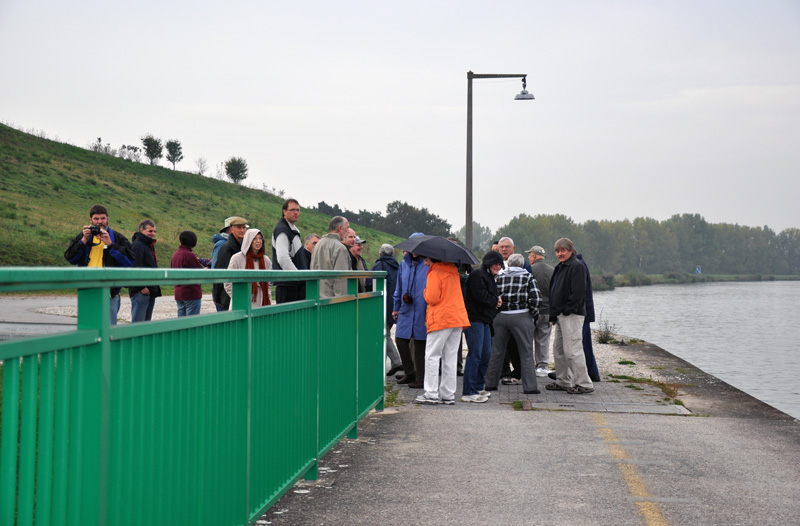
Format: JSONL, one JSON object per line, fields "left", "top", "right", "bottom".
{"left": 65, "top": 201, "right": 600, "bottom": 403}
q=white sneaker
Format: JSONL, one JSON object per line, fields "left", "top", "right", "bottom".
{"left": 461, "top": 394, "right": 489, "bottom": 403}
{"left": 536, "top": 367, "right": 553, "bottom": 377}
{"left": 479, "top": 390, "right": 492, "bottom": 398}
{"left": 414, "top": 394, "right": 441, "bottom": 405}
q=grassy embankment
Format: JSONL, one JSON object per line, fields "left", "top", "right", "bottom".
{"left": 0, "top": 123, "right": 403, "bottom": 294}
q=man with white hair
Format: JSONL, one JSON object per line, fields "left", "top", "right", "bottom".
{"left": 496, "top": 236, "right": 533, "bottom": 384}
{"left": 310, "top": 216, "right": 351, "bottom": 298}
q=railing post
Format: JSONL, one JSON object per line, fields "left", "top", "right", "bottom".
{"left": 375, "top": 277, "right": 386, "bottom": 412}
{"left": 347, "top": 278, "right": 359, "bottom": 440}
{"left": 304, "top": 278, "right": 321, "bottom": 481}
{"left": 73, "top": 287, "right": 111, "bottom": 526}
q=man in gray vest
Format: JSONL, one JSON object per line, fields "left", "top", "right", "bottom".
{"left": 272, "top": 198, "right": 306, "bottom": 303}
{"left": 526, "top": 245, "right": 555, "bottom": 376}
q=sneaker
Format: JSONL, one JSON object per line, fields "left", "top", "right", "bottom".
{"left": 414, "top": 394, "right": 441, "bottom": 405}
{"left": 501, "top": 377, "right": 521, "bottom": 385}
{"left": 535, "top": 367, "right": 553, "bottom": 377}
{"left": 442, "top": 399, "right": 456, "bottom": 405}
{"left": 479, "top": 390, "right": 492, "bottom": 398}
{"left": 461, "top": 394, "right": 489, "bottom": 403}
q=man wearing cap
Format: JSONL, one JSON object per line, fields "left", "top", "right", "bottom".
{"left": 272, "top": 198, "right": 308, "bottom": 303}
{"left": 310, "top": 216, "right": 351, "bottom": 298}
{"left": 526, "top": 245, "right": 555, "bottom": 376}
{"left": 349, "top": 234, "right": 372, "bottom": 292}
{"left": 212, "top": 216, "right": 248, "bottom": 310}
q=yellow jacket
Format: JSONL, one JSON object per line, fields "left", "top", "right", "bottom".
{"left": 423, "top": 262, "right": 470, "bottom": 333}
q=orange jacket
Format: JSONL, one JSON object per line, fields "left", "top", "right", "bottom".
{"left": 423, "top": 262, "right": 470, "bottom": 333}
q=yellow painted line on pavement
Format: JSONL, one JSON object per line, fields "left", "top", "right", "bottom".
{"left": 592, "top": 413, "right": 668, "bottom": 526}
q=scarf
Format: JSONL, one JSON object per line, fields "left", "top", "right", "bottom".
{"left": 245, "top": 250, "right": 271, "bottom": 306}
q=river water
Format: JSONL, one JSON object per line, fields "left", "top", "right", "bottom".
{"left": 593, "top": 281, "right": 800, "bottom": 420}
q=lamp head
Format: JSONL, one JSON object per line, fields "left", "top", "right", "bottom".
{"left": 514, "top": 76, "right": 535, "bottom": 100}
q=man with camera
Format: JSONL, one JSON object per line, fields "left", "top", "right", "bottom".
{"left": 64, "top": 204, "right": 133, "bottom": 325}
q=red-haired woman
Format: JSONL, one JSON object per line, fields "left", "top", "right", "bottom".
{"left": 225, "top": 229, "right": 272, "bottom": 308}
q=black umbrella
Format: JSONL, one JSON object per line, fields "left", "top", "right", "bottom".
{"left": 394, "top": 235, "right": 479, "bottom": 265}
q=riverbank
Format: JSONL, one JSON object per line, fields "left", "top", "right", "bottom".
{"left": 592, "top": 271, "right": 800, "bottom": 291}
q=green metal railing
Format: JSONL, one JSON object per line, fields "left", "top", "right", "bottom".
{"left": 0, "top": 267, "right": 386, "bottom": 526}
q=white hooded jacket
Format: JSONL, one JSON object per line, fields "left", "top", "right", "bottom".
{"left": 224, "top": 228, "right": 272, "bottom": 308}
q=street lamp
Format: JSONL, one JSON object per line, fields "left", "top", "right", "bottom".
{"left": 465, "top": 71, "right": 534, "bottom": 251}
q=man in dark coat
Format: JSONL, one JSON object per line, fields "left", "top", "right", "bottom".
{"left": 547, "top": 237, "right": 594, "bottom": 394}
{"left": 576, "top": 253, "right": 600, "bottom": 382}
{"left": 212, "top": 216, "right": 248, "bottom": 310}
{"left": 372, "top": 244, "right": 401, "bottom": 375}
{"left": 64, "top": 204, "right": 133, "bottom": 325}
{"left": 130, "top": 219, "right": 162, "bottom": 322}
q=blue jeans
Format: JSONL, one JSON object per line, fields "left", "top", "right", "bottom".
{"left": 110, "top": 294, "right": 120, "bottom": 326}
{"left": 177, "top": 299, "right": 202, "bottom": 317}
{"left": 462, "top": 322, "right": 492, "bottom": 396}
{"left": 131, "top": 291, "right": 156, "bottom": 323}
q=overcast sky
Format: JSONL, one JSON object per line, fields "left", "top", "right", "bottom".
{"left": 2, "top": 1, "right": 798, "bottom": 233}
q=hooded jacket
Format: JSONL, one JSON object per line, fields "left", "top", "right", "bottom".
{"left": 423, "top": 262, "right": 470, "bottom": 333}
{"left": 212, "top": 233, "right": 243, "bottom": 308}
{"left": 372, "top": 255, "right": 400, "bottom": 325}
{"left": 392, "top": 253, "right": 428, "bottom": 340}
{"left": 464, "top": 252, "right": 502, "bottom": 324}
{"left": 224, "top": 229, "right": 272, "bottom": 308}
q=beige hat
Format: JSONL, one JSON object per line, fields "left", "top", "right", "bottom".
{"left": 220, "top": 216, "right": 237, "bottom": 233}
{"left": 525, "top": 245, "right": 546, "bottom": 257}
{"left": 228, "top": 216, "right": 249, "bottom": 227}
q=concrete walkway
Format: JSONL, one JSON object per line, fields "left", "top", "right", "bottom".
{"left": 258, "top": 342, "right": 800, "bottom": 526}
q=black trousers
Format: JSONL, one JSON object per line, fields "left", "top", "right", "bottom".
{"left": 275, "top": 283, "right": 306, "bottom": 304}
{"left": 396, "top": 337, "right": 427, "bottom": 382}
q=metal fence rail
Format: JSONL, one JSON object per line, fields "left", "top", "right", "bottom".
{"left": 0, "top": 268, "right": 386, "bottom": 526}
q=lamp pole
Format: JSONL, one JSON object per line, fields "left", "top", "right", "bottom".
{"left": 465, "top": 71, "right": 533, "bottom": 252}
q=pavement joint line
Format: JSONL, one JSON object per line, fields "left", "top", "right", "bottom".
{"left": 592, "top": 413, "right": 669, "bottom": 526}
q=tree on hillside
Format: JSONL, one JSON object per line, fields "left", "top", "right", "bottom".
{"left": 380, "top": 200, "right": 451, "bottom": 237}
{"left": 225, "top": 156, "right": 248, "bottom": 184}
{"left": 89, "top": 137, "right": 116, "bottom": 156}
{"left": 195, "top": 157, "right": 208, "bottom": 176}
{"left": 119, "top": 144, "right": 142, "bottom": 162}
{"left": 165, "top": 139, "right": 184, "bottom": 170}
{"left": 141, "top": 134, "right": 163, "bottom": 165}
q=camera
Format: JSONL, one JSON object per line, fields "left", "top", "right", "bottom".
{"left": 89, "top": 225, "right": 102, "bottom": 237}
{"left": 402, "top": 293, "right": 413, "bottom": 304}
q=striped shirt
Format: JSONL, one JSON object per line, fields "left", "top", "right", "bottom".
{"left": 496, "top": 266, "right": 541, "bottom": 316}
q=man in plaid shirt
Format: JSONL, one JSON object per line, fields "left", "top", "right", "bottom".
{"left": 484, "top": 254, "right": 542, "bottom": 394}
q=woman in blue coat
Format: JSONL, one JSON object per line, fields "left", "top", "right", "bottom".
{"left": 392, "top": 236, "right": 429, "bottom": 389}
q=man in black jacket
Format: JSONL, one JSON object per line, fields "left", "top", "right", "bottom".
{"left": 212, "top": 216, "right": 248, "bottom": 310}
{"left": 130, "top": 219, "right": 162, "bottom": 322}
{"left": 547, "top": 237, "right": 594, "bottom": 394}
{"left": 64, "top": 204, "right": 133, "bottom": 325}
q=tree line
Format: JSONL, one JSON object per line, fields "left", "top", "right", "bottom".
{"left": 496, "top": 213, "right": 800, "bottom": 276}
{"left": 313, "top": 200, "right": 453, "bottom": 238}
